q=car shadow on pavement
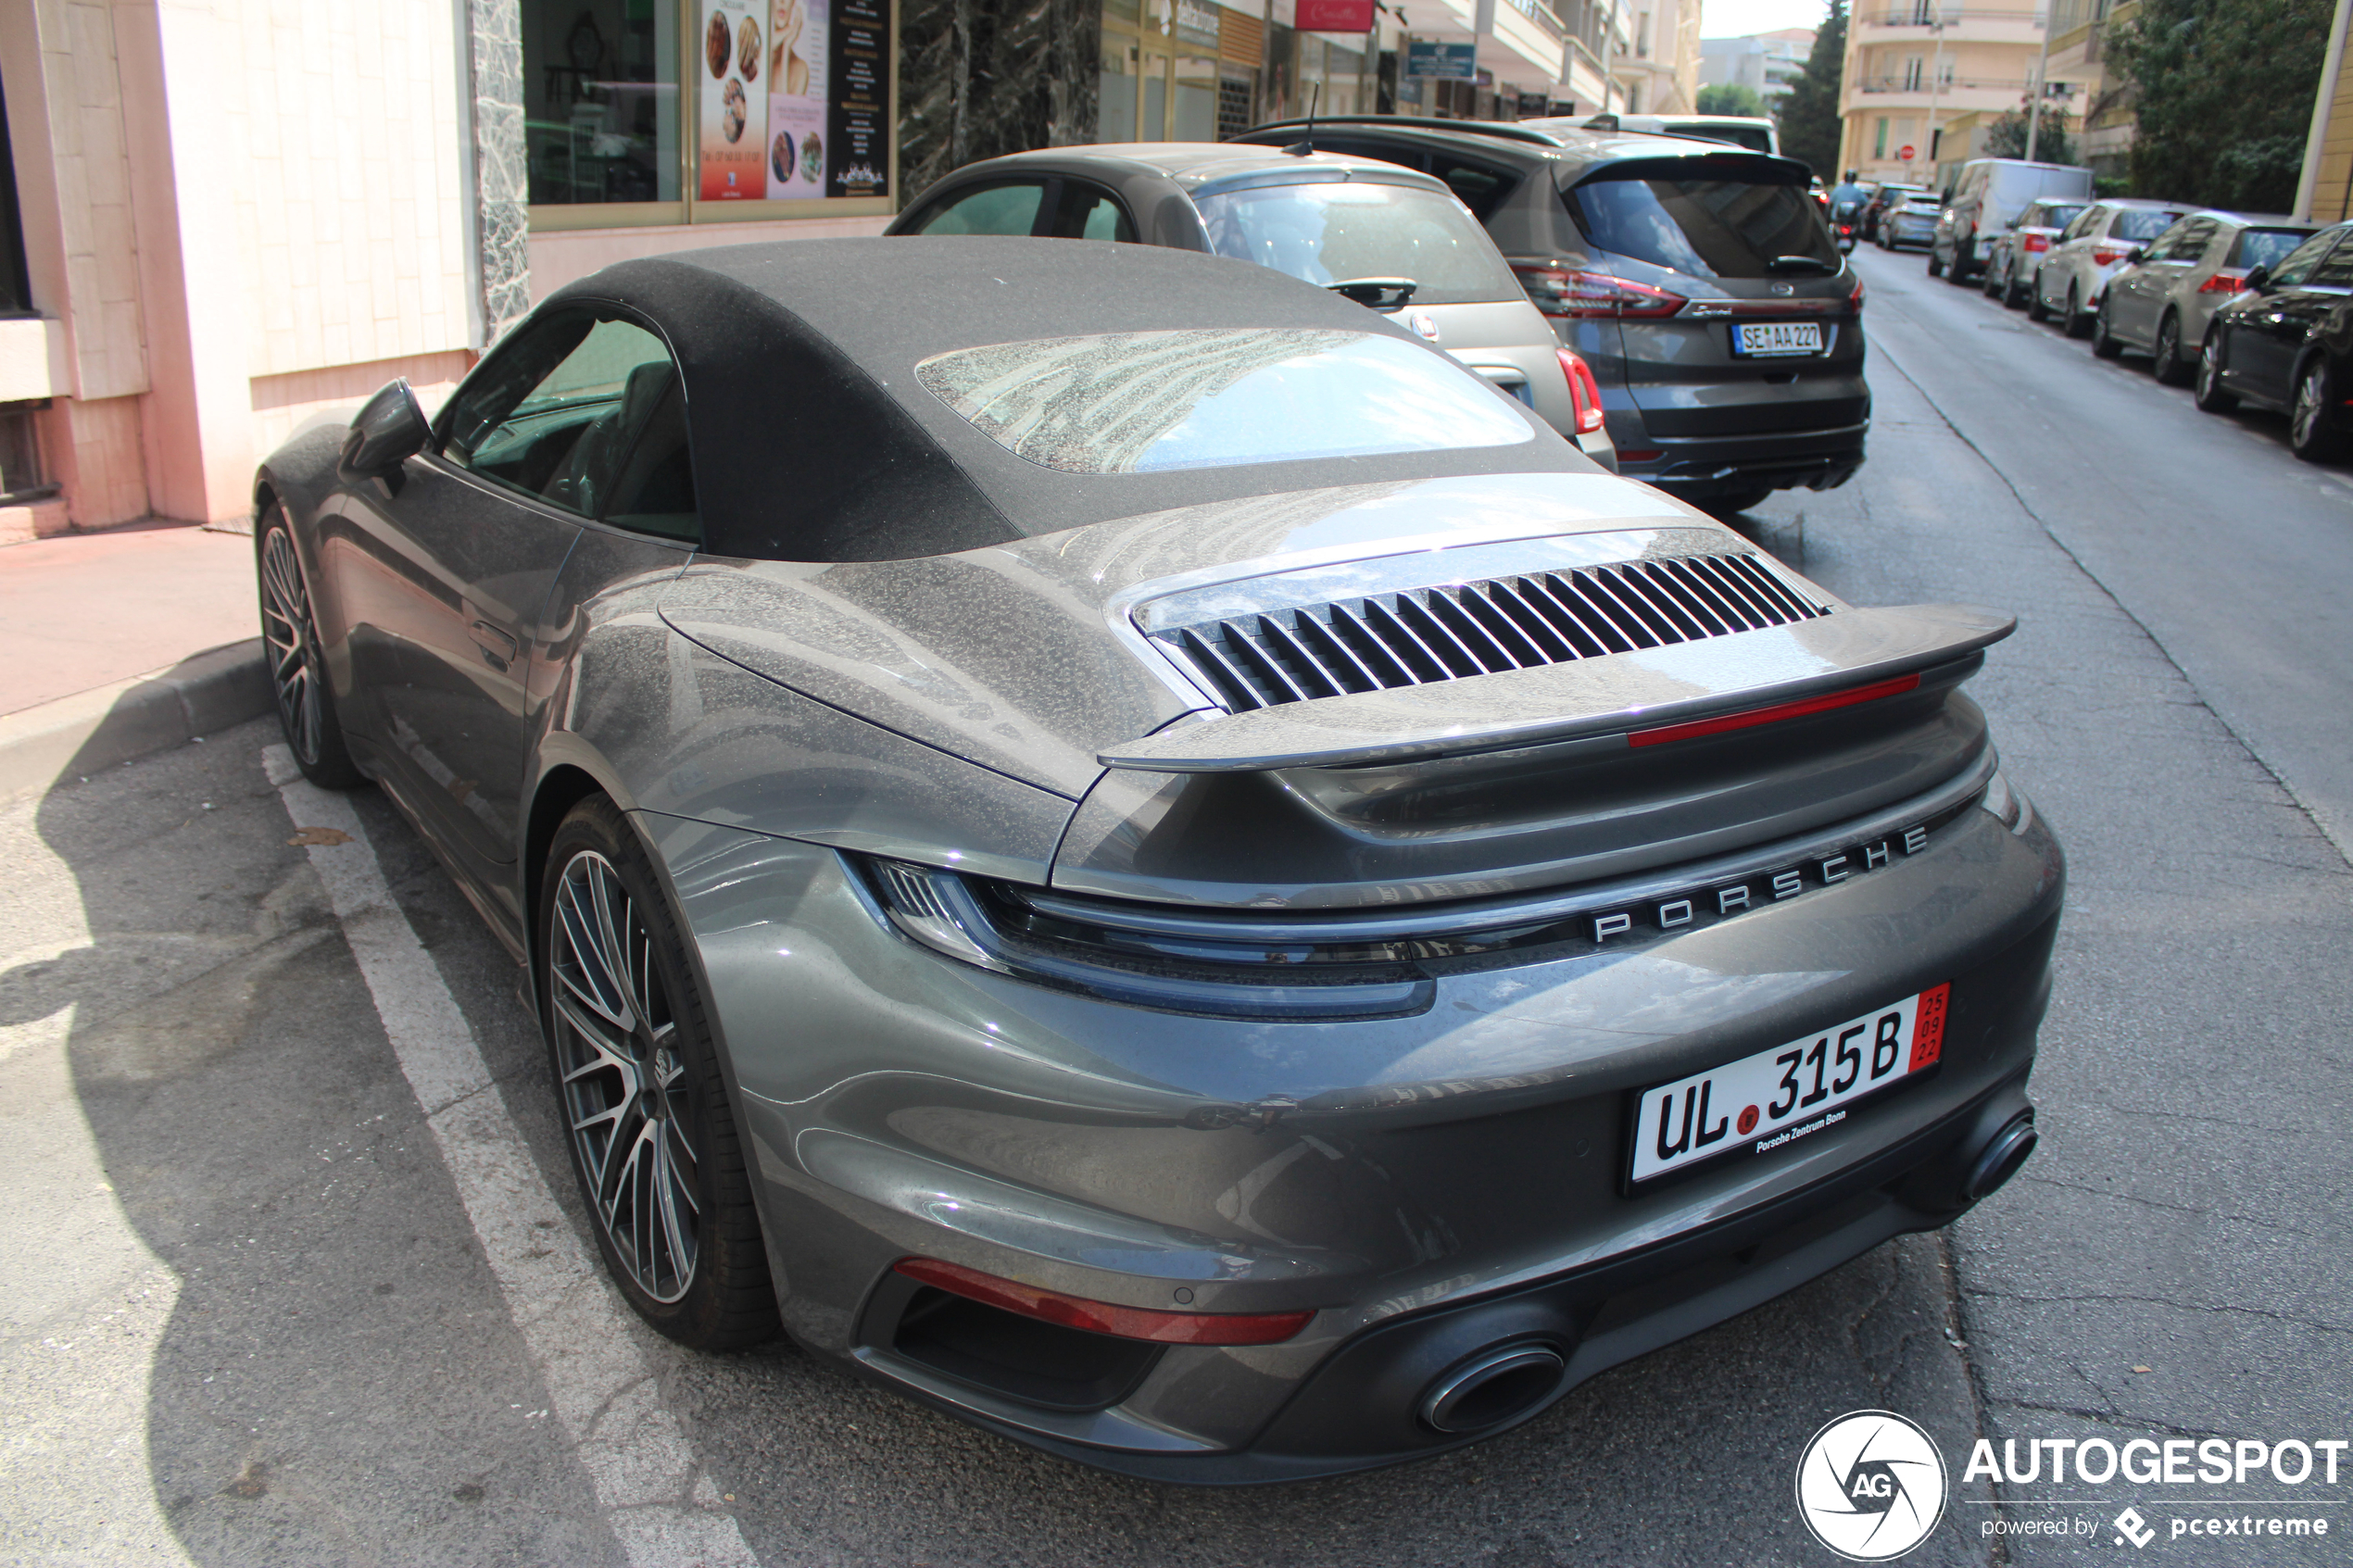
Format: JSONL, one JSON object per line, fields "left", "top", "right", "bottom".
{"left": 3, "top": 714, "right": 2000, "bottom": 1568}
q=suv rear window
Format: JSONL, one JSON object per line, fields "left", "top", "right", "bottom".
{"left": 1194, "top": 181, "right": 1523, "bottom": 306}
{"left": 1656, "top": 122, "right": 1774, "bottom": 154}
{"left": 1566, "top": 168, "right": 1837, "bottom": 279}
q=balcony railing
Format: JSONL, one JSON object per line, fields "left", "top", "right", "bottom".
{"left": 1856, "top": 7, "right": 2042, "bottom": 23}
{"left": 1851, "top": 74, "right": 2034, "bottom": 93}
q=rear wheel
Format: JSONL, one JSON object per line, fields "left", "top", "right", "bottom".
{"left": 2002, "top": 265, "right": 2029, "bottom": 310}
{"left": 541, "top": 797, "right": 778, "bottom": 1349}
{"left": 258, "top": 508, "right": 362, "bottom": 789}
{"left": 2026, "top": 271, "right": 2051, "bottom": 321}
{"left": 2193, "top": 328, "right": 2239, "bottom": 414}
{"left": 2290, "top": 358, "right": 2347, "bottom": 463}
{"left": 2153, "top": 312, "right": 2193, "bottom": 387}
{"left": 2062, "top": 282, "right": 2092, "bottom": 340}
{"left": 2091, "top": 295, "right": 2124, "bottom": 358}
{"left": 1926, "top": 247, "right": 1944, "bottom": 278}
{"left": 1981, "top": 257, "right": 2003, "bottom": 297}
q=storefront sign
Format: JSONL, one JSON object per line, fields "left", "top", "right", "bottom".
{"left": 701, "top": 0, "right": 889, "bottom": 201}
{"left": 1405, "top": 41, "right": 1478, "bottom": 79}
{"left": 699, "top": 1, "right": 768, "bottom": 199}
{"left": 1295, "top": 0, "right": 1376, "bottom": 30}
{"left": 826, "top": 0, "right": 890, "bottom": 195}
{"left": 1174, "top": 0, "right": 1221, "bottom": 48}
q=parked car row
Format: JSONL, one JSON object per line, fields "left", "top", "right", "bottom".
{"left": 1918, "top": 163, "right": 2346, "bottom": 461}
{"left": 903, "top": 118, "right": 1873, "bottom": 519}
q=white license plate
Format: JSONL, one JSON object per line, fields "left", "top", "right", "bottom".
{"left": 1628, "top": 984, "right": 1949, "bottom": 1185}
{"left": 1733, "top": 321, "right": 1825, "bottom": 357}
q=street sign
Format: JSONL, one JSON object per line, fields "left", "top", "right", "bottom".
{"left": 1898, "top": 144, "right": 1916, "bottom": 161}
{"left": 1405, "top": 41, "right": 1478, "bottom": 79}
{"left": 1295, "top": 0, "right": 1375, "bottom": 29}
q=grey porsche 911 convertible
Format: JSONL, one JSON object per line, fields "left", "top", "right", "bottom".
{"left": 255, "top": 236, "right": 2059, "bottom": 1483}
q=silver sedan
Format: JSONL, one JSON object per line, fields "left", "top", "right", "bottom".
{"left": 2093, "top": 210, "right": 2319, "bottom": 383}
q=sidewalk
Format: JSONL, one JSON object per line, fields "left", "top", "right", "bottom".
{"left": 0, "top": 522, "right": 271, "bottom": 797}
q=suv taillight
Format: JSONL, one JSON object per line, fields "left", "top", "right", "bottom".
{"left": 1556, "top": 348, "right": 1607, "bottom": 434}
{"left": 2022, "top": 233, "right": 2050, "bottom": 252}
{"left": 2200, "top": 270, "right": 2249, "bottom": 295}
{"left": 1513, "top": 264, "right": 1687, "bottom": 319}
{"left": 2093, "top": 246, "right": 2129, "bottom": 267}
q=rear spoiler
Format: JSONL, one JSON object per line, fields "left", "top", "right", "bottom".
{"left": 1099, "top": 605, "right": 2012, "bottom": 773}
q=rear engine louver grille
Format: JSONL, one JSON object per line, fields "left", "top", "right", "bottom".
{"left": 1156, "top": 553, "right": 1831, "bottom": 714}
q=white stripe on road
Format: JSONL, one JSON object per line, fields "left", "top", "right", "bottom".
{"left": 265, "top": 746, "right": 758, "bottom": 1568}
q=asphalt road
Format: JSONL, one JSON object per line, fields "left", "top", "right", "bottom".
{"left": 3, "top": 242, "right": 2350, "bottom": 1566}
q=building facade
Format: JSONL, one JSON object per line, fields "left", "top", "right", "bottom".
{"left": 1698, "top": 27, "right": 1812, "bottom": 110}
{"left": 2036, "top": 0, "right": 2132, "bottom": 179}
{"left": 1835, "top": 0, "right": 2047, "bottom": 186}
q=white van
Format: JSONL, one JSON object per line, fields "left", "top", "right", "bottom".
{"left": 1931, "top": 158, "right": 2095, "bottom": 283}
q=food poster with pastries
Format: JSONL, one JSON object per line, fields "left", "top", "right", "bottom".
{"left": 698, "top": 1, "right": 767, "bottom": 199}
{"left": 764, "top": 0, "right": 827, "bottom": 197}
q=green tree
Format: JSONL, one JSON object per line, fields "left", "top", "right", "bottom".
{"left": 1982, "top": 105, "right": 2077, "bottom": 165}
{"left": 2108, "top": 0, "right": 2329, "bottom": 208}
{"left": 1777, "top": 0, "right": 1848, "bottom": 180}
{"left": 1698, "top": 83, "right": 1768, "bottom": 118}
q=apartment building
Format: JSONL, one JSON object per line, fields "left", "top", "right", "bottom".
{"left": 1698, "top": 28, "right": 1813, "bottom": 110}
{"left": 1836, "top": 0, "right": 2047, "bottom": 185}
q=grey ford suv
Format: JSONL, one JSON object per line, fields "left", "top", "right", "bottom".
{"left": 1234, "top": 117, "right": 1868, "bottom": 514}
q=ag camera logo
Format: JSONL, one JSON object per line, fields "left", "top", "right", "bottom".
{"left": 1796, "top": 1410, "right": 1949, "bottom": 1561}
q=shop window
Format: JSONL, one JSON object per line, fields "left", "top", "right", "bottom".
{"left": 0, "top": 402, "right": 46, "bottom": 501}
{"left": 523, "top": 0, "right": 683, "bottom": 207}
{"left": 0, "top": 69, "right": 33, "bottom": 314}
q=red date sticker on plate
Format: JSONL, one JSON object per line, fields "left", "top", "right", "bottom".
{"left": 1910, "top": 983, "right": 1950, "bottom": 1072}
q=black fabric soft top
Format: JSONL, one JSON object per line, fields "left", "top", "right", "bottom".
{"left": 539, "top": 237, "right": 1585, "bottom": 563}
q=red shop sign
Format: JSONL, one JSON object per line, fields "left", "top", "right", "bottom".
{"left": 1296, "top": 0, "right": 1377, "bottom": 30}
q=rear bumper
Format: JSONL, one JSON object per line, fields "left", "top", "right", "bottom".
{"left": 1621, "top": 420, "right": 1870, "bottom": 498}
{"left": 649, "top": 782, "right": 2062, "bottom": 1482}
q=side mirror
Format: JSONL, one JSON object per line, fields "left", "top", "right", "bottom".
{"left": 2122, "top": 244, "right": 2147, "bottom": 264}
{"left": 2242, "top": 264, "right": 2271, "bottom": 293}
{"left": 340, "top": 379, "right": 430, "bottom": 477}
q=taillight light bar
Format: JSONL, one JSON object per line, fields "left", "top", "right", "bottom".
{"left": 894, "top": 1257, "right": 1316, "bottom": 1346}
{"left": 1556, "top": 348, "right": 1608, "bottom": 433}
{"left": 2021, "top": 233, "right": 2050, "bottom": 252}
{"left": 1627, "top": 672, "right": 1924, "bottom": 748}
{"left": 2199, "top": 269, "right": 2249, "bottom": 294}
{"left": 1513, "top": 263, "right": 1687, "bottom": 318}
{"left": 2092, "top": 246, "right": 2129, "bottom": 267}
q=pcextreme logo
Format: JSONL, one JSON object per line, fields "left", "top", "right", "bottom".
{"left": 1795, "top": 1411, "right": 1950, "bottom": 1561}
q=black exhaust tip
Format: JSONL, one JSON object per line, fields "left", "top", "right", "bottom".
{"left": 1963, "top": 1112, "right": 2037, "bottom": 1202}
{"left": 1417, "top": 1344, "right": 1567, "bottom": 1435}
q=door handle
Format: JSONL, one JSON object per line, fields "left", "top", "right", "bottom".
{"left": 470, "top": 620, "right": 520, "bottom": 670}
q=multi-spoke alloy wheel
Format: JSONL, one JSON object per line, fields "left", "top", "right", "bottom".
{"left": 2194, "top": 331, "right": 2238, "bottom": 413}
{"left": 550, "top": 848, "right": 700, "bottom": 1303}
{"left": 536, "top": 798, "right": 777, "bottom": 1348}
{"left": 257, "top": 510, "right": 361, "bottom": 786}
{"left": 2291, "top": 361, "right": 2345, "bottom": 462}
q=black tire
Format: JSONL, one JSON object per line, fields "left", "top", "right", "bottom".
{"left": 2002, "top": 266, "right": 2028, "bottom": 310}
{"left": 1981, "top": 258, "right": 2003, "bottom": 297}
{"left": 1700, "top": 488, "right": 1775, "bottom": 518}
{"left": 2153, "top": 312, "right": 2193, "bottom": 387}
{"left": 2026, "top": 272, "right": 2050, "bottom": 321}
{"left": 2091, "top": 295, "right": 2124, "bottom": 358}
{"left": 1945, "top": 242, "right": 1974, "bottom": 284}
{"left": 1926, "top": 247, "right": 1944, "bottom": 278}
{"left": 539, "top": 797, "right": 779, "bottom": 1350}
{"left": 2062, "top": 282, "right": 2092, "bottom": 340}
{"left": 257, "top": 506, "right": 363, "bottom": 789}
{"left": 2290, "top": 358, "right": 2348, "bottom": 463}
{"left": 2193, "top": 328, "right": 2239, "bottom": 414}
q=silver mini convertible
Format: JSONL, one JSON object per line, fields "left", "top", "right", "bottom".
{"left": 255, "top": 238, "right": 2059, "bottom": 1482}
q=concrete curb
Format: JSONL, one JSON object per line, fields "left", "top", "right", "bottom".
{"left": 0, "top": 638, "right": 272, "bottom": 801}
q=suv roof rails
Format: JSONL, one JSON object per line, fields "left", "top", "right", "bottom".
{"left": 1242, "top": 115, "right": 1569, "bottom": 148}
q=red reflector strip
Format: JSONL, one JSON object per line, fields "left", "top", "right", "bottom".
{"left": 1626, "top": 672, "right": 1923, "bottom": 748}
{"left": 893, "top": 1258, "right": 1315, "bottom": 1346}
{"left": 1909, "top": 982, "right": 1951, "bottom": 1071}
